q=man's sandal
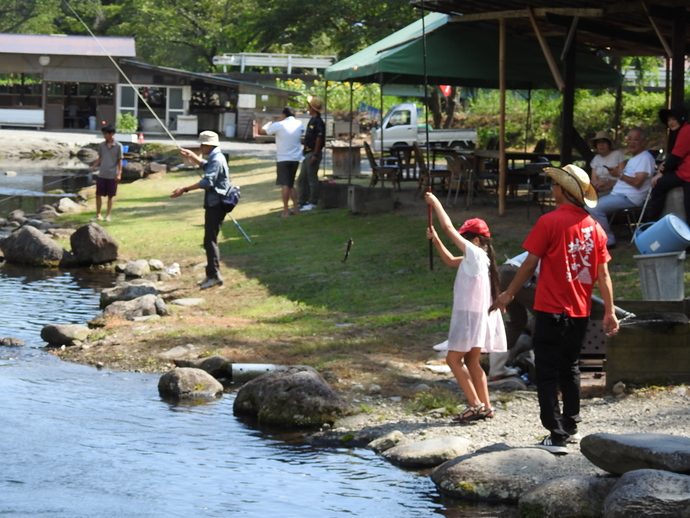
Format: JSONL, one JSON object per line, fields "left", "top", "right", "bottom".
{"left": 452, "top": 403, "right": 486, "bottom": 423}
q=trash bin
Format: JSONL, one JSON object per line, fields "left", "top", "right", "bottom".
{"left": 634, "top": 250, "right": 686, "bottom": 300}
{"left": 88, "top": 116, "right": 96, "bottom": 131}
{"left": 225, "top": 124, "right": 236, "bottom": 138}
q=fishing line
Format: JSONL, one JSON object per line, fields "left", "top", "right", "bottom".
{"left": 62, "top": 0, "right": 182, "bottom": 149}
{"left": 63, "top": 0, "right": 255, "bottom": 244}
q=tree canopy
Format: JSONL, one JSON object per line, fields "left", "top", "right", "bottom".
{"left": 0, "top": 0, "right": 418, "bottom": 71}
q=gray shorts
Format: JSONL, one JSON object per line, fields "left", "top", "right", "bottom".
{"left": 276, "top": 161, "right": 299, "bottom": 187}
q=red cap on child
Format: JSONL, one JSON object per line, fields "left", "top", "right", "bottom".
{"left": 458, "top": 218, "right": 491, "bottom": 237}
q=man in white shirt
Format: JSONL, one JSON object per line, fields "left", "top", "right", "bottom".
{"left": 587, "top": 127, "right": 656, "bottom": 248}
{"left": 259, "top": 107, "right": 304, "bottom": 217}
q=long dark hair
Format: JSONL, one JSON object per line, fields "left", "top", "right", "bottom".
{"left": 461, "top": 231, "right": 501, "bottom": 302}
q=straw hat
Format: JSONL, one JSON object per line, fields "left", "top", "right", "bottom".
{"left": 587, "top": 130, "right": 615, "bottom": 150}
{"left": 198, "top": 130, "right": 220, "bottom": 146}
{"left": 307, "top": 95, "right": 324, "bottom": 113}
{"left": 544, "top": 164, "right": 598, "bottom": 208}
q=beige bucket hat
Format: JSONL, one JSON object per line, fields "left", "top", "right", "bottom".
{"left": 197, "top": 131, "right": 220, "bottom": 146}
{"left": 587, "top": 130, "right": 615, "bottom": 150}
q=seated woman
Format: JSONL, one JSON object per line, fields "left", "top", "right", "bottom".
{"left": 645, "top": 106, "right": 690, "bottom": 222}
{"left": 588, "top": 131, "right": 626, "bottom": 195}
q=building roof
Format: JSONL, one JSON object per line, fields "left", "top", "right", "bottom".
{"left": 411, "top": 1, "right": 690, "bottom": 57}
{"left": 120, "top": 59, "right": 299, "bottom": 96}
{"left": 0, "top": 33, "right": 136, "bottom": 57}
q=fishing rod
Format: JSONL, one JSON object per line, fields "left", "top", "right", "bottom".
{"left": 64, "top": 0, "right": 253, "bottom": 243}
{"left": 62, "top": 0, "right": 183, "bottom": 150}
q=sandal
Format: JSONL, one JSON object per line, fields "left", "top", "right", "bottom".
{"left": 452, "top": 403, "right": 486, "bottom": 423}
{"left": 481, "top": 406, "right": 495, "bottom": 419}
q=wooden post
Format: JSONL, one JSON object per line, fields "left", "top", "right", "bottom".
{"left": 498, "top": 18, "right": 506, "bottom": 216}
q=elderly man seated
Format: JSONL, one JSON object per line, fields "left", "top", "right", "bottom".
{"left": 587, "top": 127, "right": 656, "bottom": 248}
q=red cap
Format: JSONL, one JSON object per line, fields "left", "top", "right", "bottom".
{"left": 458, "top": 218, "right": 491, "bottom": 237}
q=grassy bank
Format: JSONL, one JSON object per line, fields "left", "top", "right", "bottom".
{"left": 55, "top": 151, "right": 668, "bottom": 394}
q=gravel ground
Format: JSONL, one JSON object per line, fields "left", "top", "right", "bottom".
{"left": 321, "top": 382, "right": 690, "bottom": 475}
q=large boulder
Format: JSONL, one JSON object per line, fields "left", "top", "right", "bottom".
{"left": 70, "top": 223, "right": 118, "bottom": 265}
{"left": 40, "top": 324, "right": 90, "bottom": 346}
{"left": 0, "top": 225, "right": 64, "bottom": 266}
{"left": 233, "top": 365, "right": 357, "bottom": 428}
{"left": 102, "top": 294, "right": 169, "bottom": 320}
{"left": 519, "top": 475, "right": 618, "bottom": 518}
{"left": 122, "top": 161, "right": 145, "bottom": 181}
{"left": 158, "top": 367, "right": 223, "bottom": 400}
{"left": 382, "top": 436, "right": 473, "bottom": 468}
{"left": 581, "top": 433, "right": 690, "bottom": 475}
{"left": 100, "top": 279, "right": 159, "bottom": 308}
{"left": 430, "top": 448, "right": 561, "bottom": 503}
{"left": 603, "top": 469, "right": 690, "bottom": 518}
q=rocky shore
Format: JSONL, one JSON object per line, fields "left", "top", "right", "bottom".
{"left": 3, "top": 129, "right": 690, "bottom": 516}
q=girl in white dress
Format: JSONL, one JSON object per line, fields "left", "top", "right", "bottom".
{"left": 425, "top": 193, "right": 507, "bottom": 422}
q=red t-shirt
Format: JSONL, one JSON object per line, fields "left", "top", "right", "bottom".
{"left": 523, "top": 204, "right": 611, "bottom": 317}
{"left": 671, "top": 122, "right": 690, "bottom": 181}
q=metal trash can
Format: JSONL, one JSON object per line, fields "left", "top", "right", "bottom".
{"left": 634, "top": 250, "right": 686, "bottom": 300}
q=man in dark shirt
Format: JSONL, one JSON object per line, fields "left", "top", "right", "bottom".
{"left": 297, "top": 96, "right": 326, "bottom": 211}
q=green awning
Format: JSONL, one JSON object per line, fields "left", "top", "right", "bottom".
{"left": 325, "top": 13, "right": 622, "bottom": 89}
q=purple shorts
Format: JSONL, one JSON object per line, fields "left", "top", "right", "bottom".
{"left": 96, "top": 177, "right": 118, "bottom": 197}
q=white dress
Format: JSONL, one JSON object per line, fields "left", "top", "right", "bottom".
{"left": 447, "top": 241, "right": 507, "bottom": 353}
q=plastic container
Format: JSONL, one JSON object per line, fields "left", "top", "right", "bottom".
{"left": 88, "top": 115, "right": 96, "bottom": 131}
{"left": 225, "top": 124, "right": 236, "bottom": 138}
{"left": 634, "top": 213, "right": 690, "bottom": 254}
{"left": 634, "top": 250, "right": 686, "bottom": 300}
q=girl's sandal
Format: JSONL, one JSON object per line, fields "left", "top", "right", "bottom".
{"left": 481, "top": 407, "right": 495, "bottom": 419}
{"left": 452, "top": 403, "right": 486, "bottom": 423}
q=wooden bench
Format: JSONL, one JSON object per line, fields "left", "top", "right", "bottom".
{"left": 0, "top": 109, "right": 44, "bottom": 129}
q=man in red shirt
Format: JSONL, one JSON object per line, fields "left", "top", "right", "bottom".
{"left": 491, "top": 164, "right": 619, "bottom": 454}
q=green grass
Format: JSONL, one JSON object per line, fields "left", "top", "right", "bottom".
{"left": 56, "top": 150, "right": 690, "bottom": 383}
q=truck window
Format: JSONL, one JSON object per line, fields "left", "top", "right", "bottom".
{"left": 386, "top": 110, "right": 411, "bottom": 128}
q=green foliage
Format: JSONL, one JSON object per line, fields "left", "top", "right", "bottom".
{"left": 411, "top": 387, "right": 459, "bottom": 415}
{"left": 116, "top": 112, "right": 138, "bottom": 133}
{"left": 462, "top": 88, "right": 672, "bottom": 152}
{"left": 275, "top": 77, "right": 399, "bottom": 114}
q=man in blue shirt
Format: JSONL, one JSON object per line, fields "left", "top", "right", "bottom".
{"left": 172, "top": 131, "right": 232, "bottom": 289}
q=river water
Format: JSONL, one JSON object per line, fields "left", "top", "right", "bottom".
{"left": 0, "top": 266, "right": 518, "bottom": 518}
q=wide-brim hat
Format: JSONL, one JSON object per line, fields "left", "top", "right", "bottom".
{"left": 307, "top": 95, "right": 323, "bottom": 113}
{"left": 544, "top": 164, "right": 598, "bottom": 208}
{"left": 659, "top": 106, "right": 689, "bottom": 126}
{"left": 198, "top": 130, "right": 220, "bottom": 146}
{"left": 458, "top": 217, "right": 491, "bottom": 237}
{"left": 588, "top": 130, "right": 615, "bottom": 150}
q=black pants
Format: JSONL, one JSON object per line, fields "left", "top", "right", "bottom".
{"left": 644, "top": 172, "right": 690, "bottom": 222}
{"left": 532, "top": 310, "right": 589, "bottom": 442}
{"left": 204, "top": 204, "right": 227, "bottom": 280}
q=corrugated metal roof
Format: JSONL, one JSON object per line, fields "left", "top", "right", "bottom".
{"left": 120, "top": 59, "right": 299, "bottom": 96}
{"left": 0, "top": 34, "right": 136, "bottom": 57}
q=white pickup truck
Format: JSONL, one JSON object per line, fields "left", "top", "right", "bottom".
{"left": 371, "top": 103, "right": 477, "bottom": 152}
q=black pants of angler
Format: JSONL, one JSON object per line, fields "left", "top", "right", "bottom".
{"left": 204, "top": 204, "right": 227, "bottom": 280}
{"left": 644, "top": 172, "right": 690, "bottom": 222}
{"left": 532, "top": 310, "right": 589, "bottom": 442}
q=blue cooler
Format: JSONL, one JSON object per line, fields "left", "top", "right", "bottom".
{"left": 634, "top": 213, "right": 690, "bottom": 254}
